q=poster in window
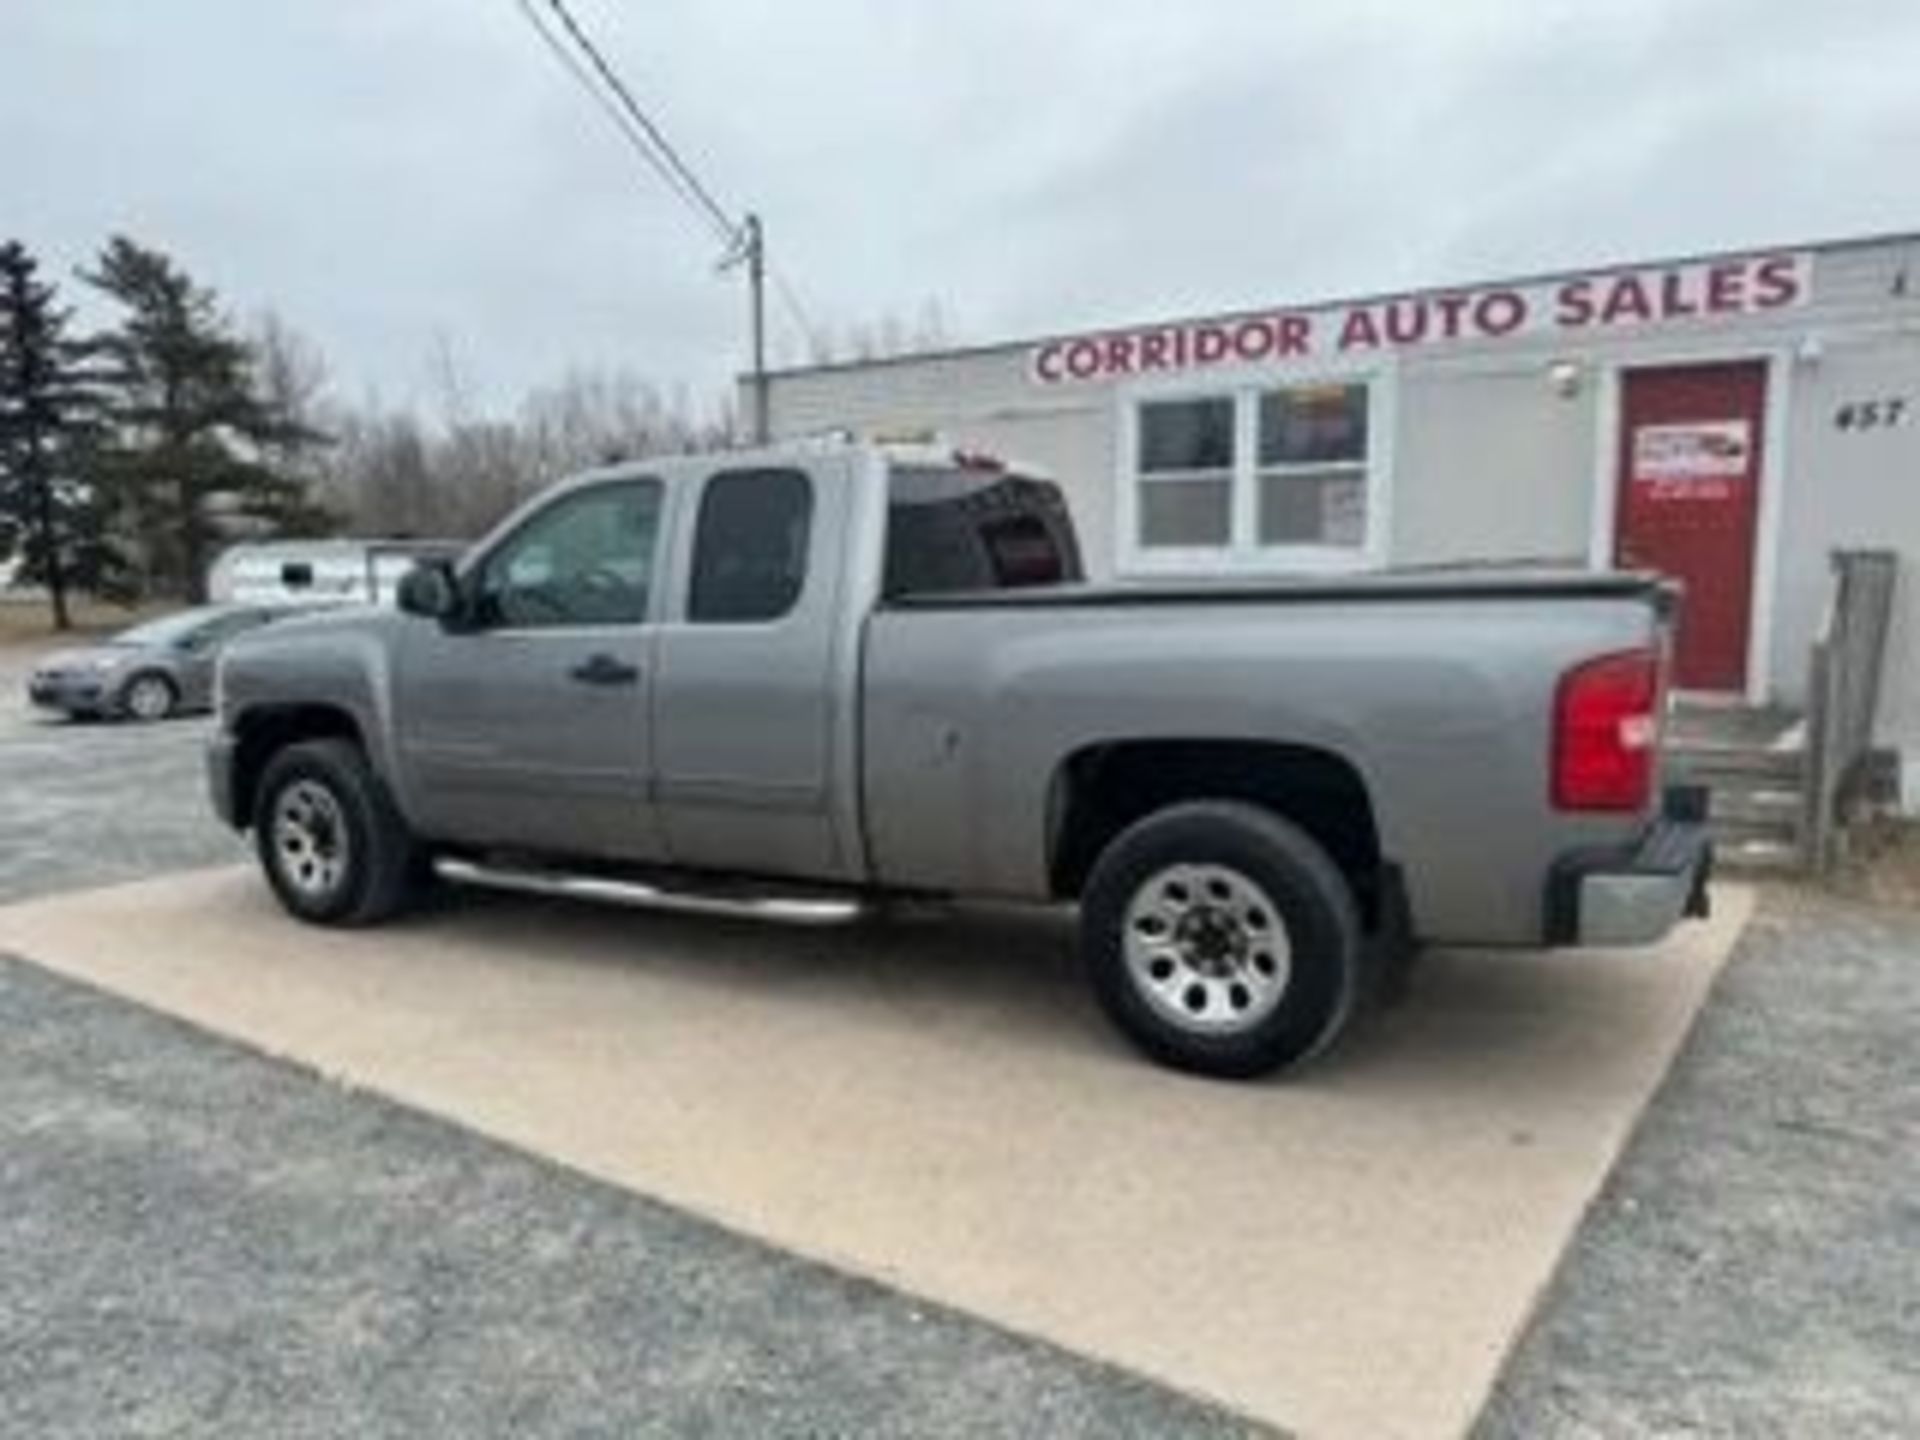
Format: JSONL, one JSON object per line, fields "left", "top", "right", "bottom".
{"left": 1322, "top": 478, "right": 1366, "bottom": 546}
{"left": 1630, "top": 420, "right": 1751, "bottom": 502}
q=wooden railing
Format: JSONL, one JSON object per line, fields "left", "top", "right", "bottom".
{"left": 1802, "top": 549, "right": 1899, "bottom": 871}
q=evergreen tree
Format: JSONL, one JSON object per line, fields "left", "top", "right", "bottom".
{"left": 0, "top": 239, "right": 121, "bottom": 628}
{"left": 82, "top": 236, "right": 329, "bottom": 601}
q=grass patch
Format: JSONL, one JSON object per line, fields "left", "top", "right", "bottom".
{"left": 0, "top": 596, "right": 175, "bottom": 647}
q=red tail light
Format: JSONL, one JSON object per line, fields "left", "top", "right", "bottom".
{"left": 1552, "top": 648, "right": 1661, "bottom": 812}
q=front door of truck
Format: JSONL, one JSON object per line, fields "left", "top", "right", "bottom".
{"left": 393, "top": 476, "right": 668, "bottom": 860}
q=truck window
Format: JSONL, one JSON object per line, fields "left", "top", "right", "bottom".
{"left": 883, "top": 467, "right": 1083, "bottom": 598}
{"left": 472, "top": 479, "right": 662, "bottom": 629}
{"left": 688, "top": 468, "right": 813, "bottom": 623}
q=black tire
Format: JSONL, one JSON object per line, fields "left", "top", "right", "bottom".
{"left": 1081, "top": 800, "right": 1362, "bottom": 1079}
{"left": 118, "top": 671, "right": 178, "bottom": 722}
{"left": 252, "top": 738, "right": 420, "bottom": 927}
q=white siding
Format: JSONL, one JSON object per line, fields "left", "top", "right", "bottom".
{"left": 755, "top": 233, "right": 1920, "bottom": 766}
{"left": 1389, "top": 363, "right": 1597, "bottom": 567}
{"left": 1770, "top": 329, "right": 1920, "bottom": 742}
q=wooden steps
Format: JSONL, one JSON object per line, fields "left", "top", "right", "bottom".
{"left": 1665, "top": 708, "right": 1807, "bottom": 871}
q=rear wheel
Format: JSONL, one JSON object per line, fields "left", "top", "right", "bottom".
{"left": 1081, "top": 801, "right": 1362, "bottom": 1079}
{"left": 253, "top": 739, "right": 420, "bottom": 926}
{"left": 120, "top": 672, "right": 177, "bottom": 722}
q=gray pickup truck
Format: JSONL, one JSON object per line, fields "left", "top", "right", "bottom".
{"left": 209, "top": 439, "right": 1710, "bottom": 1078}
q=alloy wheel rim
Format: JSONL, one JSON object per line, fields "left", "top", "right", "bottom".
{"left": 272, "top": 779, "right": 350, "bottom": 899}
{"left": 1122, "top": 863, "right": 1293, "bottom": 1036}
{"left": 128, "top": 678, "right": 170, "bottom": 719}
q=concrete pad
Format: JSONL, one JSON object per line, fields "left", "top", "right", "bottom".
{"left": 0, "top": 869, "right": 1750, "bottom": 1439}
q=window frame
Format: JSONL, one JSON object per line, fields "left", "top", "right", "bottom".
{"left": 1132, "top": 393, "right": 1237, "bottom": 552}
{"left": 1115, "top": 360, "right": 1396, "bottom": 576}
{"left": 684, "top": 466, "right": 816, "bottom": 626}
{"left": 464, "top": 475, "right": 668, "bottom": 633}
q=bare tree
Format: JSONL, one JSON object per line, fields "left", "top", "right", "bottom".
{"left": 808, "top": 298, "right": 957, "bottom": 368}
{"left": 790, "top": 299, "right": 953, "bottom": 369}
{"left": 309, "top": 361, "right": 735, "bottom": 541}
{"left": 521, "top": 366, "right": 729, "bottom": 479}
{"left": 250, "top": 311, "right": 330, "bottom": 433}
{"left": 424, "top": 329, "right": 477, "bottom": 429}
{"left": 437, "top": 418, "right": 526, "bottom": 536}
{"left": 912, "top": 296, "right": 950, "bottom": 351}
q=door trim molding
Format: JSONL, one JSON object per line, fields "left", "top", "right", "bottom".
{"left": 1587, "top": 349, "right": 1792, "bottom": 706}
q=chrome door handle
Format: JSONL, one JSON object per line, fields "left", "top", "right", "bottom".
{"left": 569, "top": 654, "right": 640, "bottom": 686}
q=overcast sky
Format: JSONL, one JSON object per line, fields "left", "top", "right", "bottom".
{"left": 8, "top": 0, "right": 1918, "bottom": 416}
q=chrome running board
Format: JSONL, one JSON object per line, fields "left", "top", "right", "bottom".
{"left": 433, "top": 856, "right": 867, "bottom": 927}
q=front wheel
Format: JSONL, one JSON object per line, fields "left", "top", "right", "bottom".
{"left": 1081, "top": 801, "right": 1363, "bottom": 1079}
{"left": 253, "top": 739, "right": 421, "bottom": 926}
{"left": 120, "top": 672, "right": 177, "bottom": 722}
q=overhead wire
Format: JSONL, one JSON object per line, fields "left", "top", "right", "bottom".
{"left": 535, "top": 0, "right": 740, "bottom": 248}
{"left": 768, "top": 265, "right": 821, "bottom": 355}
{"left": 512, "top": 0, "right": 823, "bottom": 360}
{"left": 510, "top": 0, "right": 735, "bottom": 249}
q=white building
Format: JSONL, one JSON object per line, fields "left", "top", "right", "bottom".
{"left": 753, "top": 231, "right": 1920, "bottom": 816}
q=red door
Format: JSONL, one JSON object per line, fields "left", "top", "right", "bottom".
{"left": 1615, "top": 361, "right": 1767, "bottom": 691}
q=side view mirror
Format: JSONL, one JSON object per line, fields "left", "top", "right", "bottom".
{"left": 397, "top": 560, "right": 463, "bottom": 624}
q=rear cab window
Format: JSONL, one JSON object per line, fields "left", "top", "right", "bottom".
{"left": 883, "top": 462, "right": 1084, "bottom": 599}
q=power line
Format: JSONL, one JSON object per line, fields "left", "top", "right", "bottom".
{"left": 510, "top": 0, "right": 729, "bottom": 246}
{"left": 535, "top": 0, "right": 740, "bottom": 248}
{"left": 511, "top": 0, "right": 815, "bottom": 439}
{"left": 768, "top": 264, "right": 821, "bottom": 353}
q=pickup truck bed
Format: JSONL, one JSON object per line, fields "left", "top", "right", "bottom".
{"left": 865, "top": 573, "right": 1681, "bottom": 947}
{"left": 884, "top": 571, "right": 1671, "bottom": 609}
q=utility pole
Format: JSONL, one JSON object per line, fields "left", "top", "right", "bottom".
{"left": 746, "top": 212, "right": 769, "bottom": 444}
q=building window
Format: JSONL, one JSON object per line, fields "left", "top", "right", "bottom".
{"left": 1127, "top": 378, "right": 1383, "bottom": 568}
{"left": 1136, "top": 397, "right": 1234, "bottom": 548}
{"left": 1256, "top": 384, "right": 1368, "bottom": 547}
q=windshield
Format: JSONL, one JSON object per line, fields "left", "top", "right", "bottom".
{"left": 111, "top": 607, "right": 232, "bottom": 646}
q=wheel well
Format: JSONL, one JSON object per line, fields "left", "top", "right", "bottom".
{"left": 231, "top": 705, "right": 365, "bottom": 828}
{"left": 1049, "top": 740, "right": 1385, "bottom": 919}
{"left": 121, "top": 668, "right": 178, "bottom": 697}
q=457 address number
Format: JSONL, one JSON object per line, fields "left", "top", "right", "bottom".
{"left": 1834, "top": 397, "right": 1909, "bottom": 430}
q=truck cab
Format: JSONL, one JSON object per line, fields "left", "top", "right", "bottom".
{"left": 213, "top": 441, "right": 1078, "bottom": 889}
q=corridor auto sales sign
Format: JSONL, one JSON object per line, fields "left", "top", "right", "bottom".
{"left": 1027, "top": 251, "right": 1809, "bottom": 385}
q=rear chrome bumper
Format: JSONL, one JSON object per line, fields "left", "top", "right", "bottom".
{"left": 1545, "top": 788, "right": 1714, "bottom": 948}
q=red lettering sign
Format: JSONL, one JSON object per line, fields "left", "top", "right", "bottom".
{"left": 1026, "top": 252, "right": 1811, "bottom": 383}
{"left": 1338, "top": 308, "right": 1381, "bottom": 351}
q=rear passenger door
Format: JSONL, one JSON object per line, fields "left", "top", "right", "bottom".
{"left": 653, "top": 461, "right": 854, "bottom": 880}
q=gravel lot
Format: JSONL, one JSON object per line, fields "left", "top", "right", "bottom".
{"left": 3, "top": 633, "right": 1916, "bottom": 1436}
{"left": 1479, "top": 882, "right": 1920, "bottom": 1438}
{"left": 0, "top": 645, "right": 245, "bottom": 905}
{"left": 0, "top": 955, "right": 1253, "bottom": 1439}
{"left": 0, "top": 641, "right": 1259, "bottom": 1437}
